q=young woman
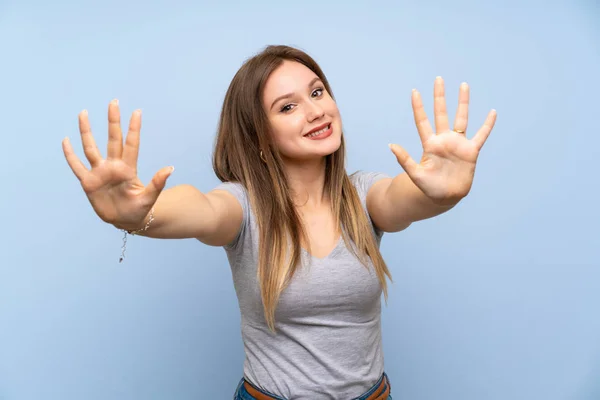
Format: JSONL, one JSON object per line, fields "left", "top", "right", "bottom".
{"left": 62, "top": 45, "right": 496, "bottom": 399}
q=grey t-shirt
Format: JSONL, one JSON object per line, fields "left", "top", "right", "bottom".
{"left": 215, "top": 171, "right": 390, "bottom": 399}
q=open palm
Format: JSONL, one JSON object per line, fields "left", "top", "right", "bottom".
{"left": 390, "top": 77, "right": 497, "bottom": 205}
{"left": 62, "top": 100, "right": 174, "bottom": 230}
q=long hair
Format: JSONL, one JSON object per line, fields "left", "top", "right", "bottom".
{"left": 212, "top": 45, "right": 392, "bottom": 331}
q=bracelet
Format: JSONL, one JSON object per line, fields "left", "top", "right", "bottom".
{"left": 126, "top": 207, "right": 155, "bottom": 235}
{"left": 119, "top": 207, "right": 155, "bottom": 263}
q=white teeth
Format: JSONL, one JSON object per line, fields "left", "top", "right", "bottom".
{"left": 306, "top": 124, "right": 330, "bottom": 138}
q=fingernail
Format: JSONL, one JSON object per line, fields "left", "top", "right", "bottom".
{"left": 112, "top": 99, "right": 119, "bottom": 105}
{"left": 388, "top": 143, "right": 394, "bottom": 150}
{"left": 436, "top": 76, "right": 443, "bottom": 80}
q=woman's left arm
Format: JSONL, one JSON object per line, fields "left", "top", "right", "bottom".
{"left": 367, "top": 77, "right": 497, "bottom": 233}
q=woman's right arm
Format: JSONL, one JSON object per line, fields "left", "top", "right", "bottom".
{"left": 62, "top": 100, "right": 242, "bottom": 247}
{"left": 128, "top": 184, "right": 243, "bottom": 246}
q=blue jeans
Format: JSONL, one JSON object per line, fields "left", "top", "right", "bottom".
{"left": 233, "top": 372, "right": 392, "bottom": 399}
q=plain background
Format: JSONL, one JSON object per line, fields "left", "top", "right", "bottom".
{"left": 1, "top": 0, "right": 599, "bottom": 399}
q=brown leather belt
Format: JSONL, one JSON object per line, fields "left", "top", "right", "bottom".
{"left": 243, "top": 374, "right": 390, "bottom": 400}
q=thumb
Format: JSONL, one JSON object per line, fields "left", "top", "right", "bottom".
{"left": 143, "top": 166, "right": 175, "bottom": 202}
{"left": 389, "top": 144, "right": 418, "bottom": 176}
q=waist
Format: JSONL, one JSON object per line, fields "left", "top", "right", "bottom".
{"left": 236, "top": 372, "right": 392, "bottom": 400}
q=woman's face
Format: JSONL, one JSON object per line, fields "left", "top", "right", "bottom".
{"left": 262, "top": 60, "right": 342, "bottom": 162}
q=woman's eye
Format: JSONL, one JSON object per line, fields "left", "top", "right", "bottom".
{"left": 280, "top": 88, "right": 323, "bottom": 113}
{"left": 280, "top": 104, "right": 294, "bottom": 113}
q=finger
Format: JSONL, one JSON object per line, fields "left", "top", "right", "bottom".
{"left": 142, "top": 166, "right": 175, "bottom": 203}
{"left": 62, "top": 137, "right": 89, "bottom": 181}
{"left": 411, "top": 89, "right": 434, "bottom": 143}
{"left": 472, "top": 109, "right": 497, "bottom": 150}
{"left": 453, "top": 82, "right": 469, "bottom": 134}
{"left": 123, "top": 109, "right": 142, "bottom": 169}
{"left": 433, "top": 76, "right": 450, "bottom": 133}
{"left": 107, "top": 99, "right": 123, "bottom": 159}
{"left": 389, "top": 144, "right": 419, "bottom": 177}
{"left": 78, "top": 110, "right": 103, "bottom": 167}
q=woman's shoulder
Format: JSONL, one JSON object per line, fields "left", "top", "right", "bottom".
{"left": 349, "top": 170, "right": 391, "bottom": 196}
{"left": 212, "top": 180, "right": 251, "bottom": 221}
{"left": 213, "top": 180, "right": 248, "bottom": 201}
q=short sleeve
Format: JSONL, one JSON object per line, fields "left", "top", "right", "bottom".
{"left": 350, "top": 171, "right": 392, "bottom": 240}
{"left": 213, "top": 181, "right": 250, "bottom": 251}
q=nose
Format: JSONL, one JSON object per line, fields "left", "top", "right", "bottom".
{"left": 306, "top": 101, "right": 325, "bottom": 122}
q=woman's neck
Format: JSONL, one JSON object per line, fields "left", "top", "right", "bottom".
{"left": 283, "top": 156, "right": 328, "bottom": 209}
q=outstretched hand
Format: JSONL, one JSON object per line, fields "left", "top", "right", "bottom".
{"left": 62, "top": 100, "right": 174, "bottom": 230}
{"left": 389, "top": 77, "right": 497, "bottom": 206}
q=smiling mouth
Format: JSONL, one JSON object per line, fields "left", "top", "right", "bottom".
{"left": 304, "top": 123, "right": 331, "bottom": 138}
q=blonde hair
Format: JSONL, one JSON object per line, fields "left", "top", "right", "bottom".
{"left": 213, "top": 45, "right": 392, "bottom": 331}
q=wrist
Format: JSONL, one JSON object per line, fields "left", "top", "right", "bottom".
{"left": 113, "top": 208, "right": 155, "bottom": 233}
{"left": 426, "top": 192, "right": 464, "bottom": 208}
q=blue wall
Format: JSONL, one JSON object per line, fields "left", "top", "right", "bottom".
{"left": 1, "top": 1, "right": 598, "bottom": 398}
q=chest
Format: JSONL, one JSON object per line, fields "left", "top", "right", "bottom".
{"left": 274, "top": 250, "right": 383, "bottom": 324}
{"left": 230, "top": 230, "right": 383, "bottom": 326}
{"left": 300, "top": 208, "right": 341, "bottom": 259}
{"left": 228, "top": 206, "right": 383, "bottom": 325}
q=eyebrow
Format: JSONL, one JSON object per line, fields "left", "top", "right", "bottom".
{"left": 269, "top": 77, "right": 323, "bottom": 111}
